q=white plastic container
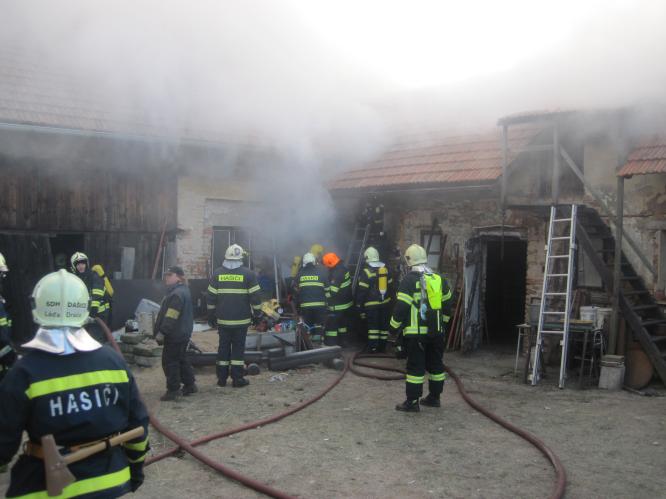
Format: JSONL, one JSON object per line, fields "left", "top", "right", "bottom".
{"left": 579, "top": 306, "right": 597, "bottom": 323}
{"left": 595, "top": 307, "right": 612, "bottom": 330}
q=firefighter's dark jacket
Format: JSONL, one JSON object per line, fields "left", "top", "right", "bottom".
{"left": 0, "top": 345, "right": 150, "bottom": 498}
{"left": 326, "top": 262, "right": 353, "bottom": 311}
{"left": 295, "top": 264, "right": 328, "bottom": 309}
{"left": 207, "top": 265, "right": 262, "bottom": 328}
{"left": 355, "top": 264, "right": 393, "bottom": 310}
{"left": 0, "top": 296, "right": 11, "bottom": 353}
{"left": 389, "top": 271, "right": 453, "bottom": 335}
{"left": 76, "top": 269, "right": 109, "bottom": 318}
{"left": 154, "top": 282, "right": 193, "bottom": 343}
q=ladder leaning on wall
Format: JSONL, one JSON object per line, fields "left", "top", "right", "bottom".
{"left": 532, "top": 204, "right": 578, "bottom": 388}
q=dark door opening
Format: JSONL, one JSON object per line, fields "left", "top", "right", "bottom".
{"left": 50, "top": 233, "right": 85, "bottom": 271}
{"left": 485, "top": 239, "right": 527, "bottom": 347}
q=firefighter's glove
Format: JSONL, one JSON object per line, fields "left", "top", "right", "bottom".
{"left": 207, "top": 313, "right": 217, "bottom": 329}
{"left": 154, "top": 331, "right": 165, "bottom": 346}
{"left": 129, "top": 463, "right": 144, "bottom": 492}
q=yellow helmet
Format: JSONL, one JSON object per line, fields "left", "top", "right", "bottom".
{"left": 31, "top": 270, "right": 90, "bottom": 327}
{"left": 363, "top": 246, "right": 379, "bottom": 263}
{"left": 310, "top": 244, "right": 324, "bottom": 260}
{"left": 225, "top": 244, "right": 245, "bottom": 261}
{"left": 0, "top": 252, "right": 7, "bottom": 272}
{"left": 70, "top": 251, "right": 89, "bottom": 271}
{"left": 404, "top": 244, "right": 428, "bottom": 266}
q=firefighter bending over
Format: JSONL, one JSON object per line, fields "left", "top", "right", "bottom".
{"left": 390, "top": 244, "right": 453, "bottom": 412}
{"left": 0, "top": 270, "right": 149, "bottom": 497}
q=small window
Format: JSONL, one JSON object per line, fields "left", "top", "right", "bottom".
{"left": 420, "top": 230, "right": 441, "bottom": 269}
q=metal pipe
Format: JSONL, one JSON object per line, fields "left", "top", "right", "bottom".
{"left": 552, "top": 125, "right": 560, "bottom": 205}
{"left": 268, "top": 346, "right": 342, "bottom": 370}
{"left": 609, "top": 176, "right": 624, "bottom": 355}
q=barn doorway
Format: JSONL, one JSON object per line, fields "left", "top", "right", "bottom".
{"left": 50, "top": 233, "right": 85, "bottom": 270}
{"left": 485, "top": 239, "right": 527, "bottom": 348}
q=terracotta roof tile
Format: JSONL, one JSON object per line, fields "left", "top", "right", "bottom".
{"left": 329, "top": 126, "right": 542, "bottom": 192}
{"left": 618, "top": 135, "right": 666, "bottom": 177}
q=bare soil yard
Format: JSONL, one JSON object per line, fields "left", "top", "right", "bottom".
{"left": 2, "top": 331, "right": 665, "bottom": 498}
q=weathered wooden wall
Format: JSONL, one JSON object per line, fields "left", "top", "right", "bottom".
{"left": 0, "top": 157, "right": 176, "bottom": 232}
{"left": 0, "top": 156, "right": 177, "bottom": 278}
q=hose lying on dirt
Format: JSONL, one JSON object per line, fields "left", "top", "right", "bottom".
{"left": 146, "top": 357, "right": 349, "bottom": 464}
{"left": 98, "top": 318, "right": 317, "bottom": 499}
{"left": 351, "top": 352, "right": 567, "bottom": 499}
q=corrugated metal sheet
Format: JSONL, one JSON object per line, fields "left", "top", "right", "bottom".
{"left": 329, "top": 126, "right": 542, "bottom": 191}
{"left": 618, "top": 136, "right": 666, "bottom": 176}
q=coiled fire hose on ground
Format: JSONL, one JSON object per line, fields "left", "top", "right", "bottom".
{"left": 350, "top": 352, "right": 566, "bottom": 499}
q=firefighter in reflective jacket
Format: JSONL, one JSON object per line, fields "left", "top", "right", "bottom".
{"left": 322, "top": 252, "right": 353, "bottom": 347}
{"left": 0, "top": 270, "right": 149, "bottom": 497}
{"left": 207, "top": 244, "right": 262, "bottom": 388}
{"left": 154, "top": 266, "right": 197, "bottom": 401}
{"left": 295, "top": 252, "right": 329, "bottom": 345}
{"left": 390, "top": 244, "right": 453, "bottom": 412}
{"left": 355, "top": 246, "right": 393, "bottom": 353}
{"left": 0, "top": 252, "right": 16, "bottom": 383}
{"left": 71, "top": 252, "right": 109, "bottom": 343}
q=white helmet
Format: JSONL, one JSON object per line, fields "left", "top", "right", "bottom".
{"left": 404, "top": 244, "right": 428, "bottom": 266}
{"left": 31, "top": 270, "right": 90, "bottom": 327}
{"left": 224, "top": 244, "right": 245, "bottom": 261}
{"left": 302, "top": 252, "right": 316, "bottom": 266}
{"left": 0, "top": 252, "right": 8, "bottom": 272}
{"left": 70, "top": 251, "right": 89, "bottom": 272}
{"left": 364, "top": 246, "right": 379, "bottom": 263}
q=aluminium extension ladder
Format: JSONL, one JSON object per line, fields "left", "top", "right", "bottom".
{"left": 345, "top": 222, "right": 370, "bottom": 294}
{"left": 532, "top": 205, "right": 578, "bottom": 388}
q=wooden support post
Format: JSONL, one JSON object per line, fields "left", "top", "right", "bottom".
{"left": 609, "top": 176, "right": 624, "bottom": 355}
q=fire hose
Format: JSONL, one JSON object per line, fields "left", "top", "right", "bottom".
{"left": 97, "top": 318, "right": 332, "bottom": 499}
{"left": 350, "top": 352, "right": 566, "bottom": 499}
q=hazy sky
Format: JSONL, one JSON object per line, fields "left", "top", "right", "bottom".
{"left": 1, "top": 0, "right": 665, "bottom": 140}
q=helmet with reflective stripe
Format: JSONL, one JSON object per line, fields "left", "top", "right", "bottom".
{"left": 322, "top": 252, "right": 340, "bottom": 268}
{"left": 363, "top": 246, "right": 379, "bottom": 263}
{"left": 404, "top": 244, "right": 427, "bottom": 266}
{"left": 70, "top": 251, "right": 89, "bottom": 272}
{"left": 225, "top": 244, "right": 245, "bottom": 261}
{"left": 32, "top": 269, "right": 90, "bottom": 327}
{"left": 302, "top": 252, "right": 316, "bottom": 266}
{"left": 0, "top": 252, "right": 7, "bottom": 272}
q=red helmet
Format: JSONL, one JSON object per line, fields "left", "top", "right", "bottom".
{"left": 322, "top": 252, "right": 340, "bottom": 268}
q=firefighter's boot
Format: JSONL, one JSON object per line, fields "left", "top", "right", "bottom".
{"left": 395, "top": 399, "right": 420, "bottom": 412}
{"left": 420, "top": 394, "right": 441, "bottom": 407}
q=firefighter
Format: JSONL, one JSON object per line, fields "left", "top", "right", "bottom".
{"left": 322, "top": 252, "right": 353, "bottom": 347}
{"left": 92, "top": 263, "right": 114, "bottom": 326}
{"left": 207, "top": 244, "right": 262, "bottom": 388}
{"left": 355, "top": 246, "right": 392, "bottom": 353}
{"left": 363, "top": 196, "right": 385, "bottom": 240}
{"left": 389, "top": 244, "right": 453, "bottom": 412}
{"left": 0, "top": 269, "right": 149, "bottom": 497}
{"left": 154, "top": 266, "right": 197, "bottom": 401}
{"left": 0, "top": 253, "right": 16, "bottom": 384}
{"left": 71, "top": 252, "right": 109, "bottom": 342}
{"left": 295, "top": 252, "right": 329, "bottom": 345}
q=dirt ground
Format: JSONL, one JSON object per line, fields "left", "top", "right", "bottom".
{"left": 2, "top": 330, "right": 666, "bottom": 498}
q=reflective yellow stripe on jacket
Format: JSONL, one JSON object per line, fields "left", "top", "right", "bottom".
{"left": 25, "top": 370, "right": 129, "bottom": 399}
{"left": 11, "top": 466, "right": 130, "bottom": 499}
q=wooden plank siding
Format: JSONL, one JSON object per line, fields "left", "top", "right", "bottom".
{"left": 0, "top": 156, "right": 177, "bottom": 278}
{"left": 0, "top": 158, "right": 176, "bottom": 232}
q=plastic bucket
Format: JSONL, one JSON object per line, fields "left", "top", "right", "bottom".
{"left": 580, "top": 306, "right": 596, "bottom": 323}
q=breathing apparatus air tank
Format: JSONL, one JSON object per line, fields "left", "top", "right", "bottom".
{"left": 378, "top": 265, "right": 388, "bottom": 299}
